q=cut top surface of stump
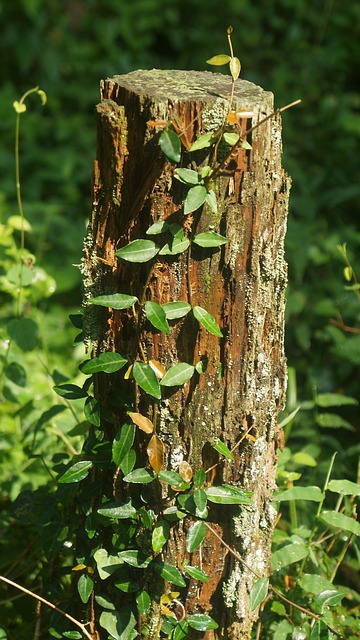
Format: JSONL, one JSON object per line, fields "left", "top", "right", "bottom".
{"left": 102, "top": 68, "right": 273, "bottom": 112}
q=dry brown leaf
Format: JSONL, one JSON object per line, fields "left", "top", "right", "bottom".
{"left": 179, "top": 460, "right": 193, "bottom": 483}
{"left": 128, "top": 411, "right": 154, "bottom": 434}
{"left": 147, "top": 434, "right": 164, "bottom": 473}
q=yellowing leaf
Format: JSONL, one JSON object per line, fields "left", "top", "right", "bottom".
{"left": 72, "top": 564, "right": 87, "bottom": 571}
{"left": 13, "top": 101, "right": 26, "bottom": 113}
{"left": 160, "top": 603, "right": 176, "bottom": 616}
{"left": 128, "top": 412, "right": 154, "bottom": 434}
{"left": 149, "top": 359, "right": 166, "bottom": 379}
{"left": 229, "top": 56, "right": 241, "bottom": 81}
{"left": 124, "top": 364, "right": 133, "bottom": 379}
{"left": 206, "top": 54, "right": 231, "bottom": 65}
{"left": 179, "top": 460, "right": 193, "bottom": 484}
{"left": 161, "top": 592, "right": 180, "bottom": 604}
{"left": 147, "top": 434, "right": 164, "bottom": 473}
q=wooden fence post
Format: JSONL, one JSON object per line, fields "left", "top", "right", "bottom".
{"left": 82, "top": 69, "right": 289, "bottom": 639}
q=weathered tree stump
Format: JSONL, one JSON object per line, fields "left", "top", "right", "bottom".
{"left": 83, "top": 69, "right": 289, "bottom": 639}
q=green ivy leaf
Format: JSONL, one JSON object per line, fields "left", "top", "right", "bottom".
{"left": 298, "top": 574, "right": 335, "bottom": 596}
{"left": 116, "top": 239, "right": 159, "bottom": 263}
{"left": 152, "top": 519, "right": 170, "bottom": 552}
{"left": 174, "top": 168, "right": 200, "bottom": 184}
{"left": 271, "top": 543, "right": 309, "bottom": 571}
{"left": 88, "top": 293, "right": 138, "bottom": 309}
{"left": 155, "top": 562, "right": 186, "bottom": 587}
{"left": 313, "top": 590, "right": 346, "bottom": 614}
{"left": 206, "top": 54, "right": 231, "bottom": 65}
{"left": 118, "top": 550, "right": 151, "bottom": 568}
{"left": 58, "top": 460, "right": 93, "bottom": 484}
{"left": 187, "top": 614, "right": 218, "bottom": 631}
{"left": 53, "top": 383, "right": 88, "bottom": 399}
{"left": 4, "top": 362, "right": 27, "bottom": 386}
{"left": 133, "top": 361, "right": 161, "bottom": 399}
{"left": 193, "top": 468, "right": 206, "bottom": 488}
{"left": 192, "top": 306, "right": 223, "bottom": 337}
{"left": 160, "top": 362, "right": 195, "bottom": 387}
{"left": 146, "top": 220, "right": 169, "bottom": 235}
{"left": 195, "top": 358, "right": 208, "bottom": 374}
{"left": 159, "top": 235, "right": 190, "bottom": 255}
{"left": 159, "top": 129, "right": 181, "bottom": 163}
{"left": 205, "top": 484, "right": 252, "bottom": 504}
{"left": 94, "top": 549, "right": 123, "bottom": 580}
{"left": 159, "top": 470, "right": 191, "bottom": 490}
{"left": 77, "top": 573, "right": 93, "bottom": 604}
{"left": 120, "top": 449, "right": 136, "bottom": 476}
{"left": 112, "top": 422, "right": 136, "bottom": 467}
{"left": 186, "top": 520, "right": 207, "bottom": 553}
{"left": 193, "top": 231, "right": 229, "bottom": 248}
{"left": 145, "top": 301, "right": 170, "bottom": 333}
{"left": 162, "top": 301, "right": 191, "bottom": 320}
{"left": 97, "top": 500, "right": 137, "bottom": 519}
{"left": 189, "top": 132, "right": 216, "bottom": 152}
{"left": 99, "top": 607, "right": 137, "bottom": 640}
{"left": 205, "top": 190, "right": 217, "bottom": 213}
{"left": 80, "top": 352, "right": 128, "bottom": 374}
{"left": 250, "top": 577, "right": 269, "bottom": 610}
{"left": 183, "top": 563, "right": 209, "bottom": 583}
{"left": 136, "top": 590, "right": 151, "bottom": 616}
{"left": 123, "top": 468, "right": 156, "bottom": 484}
{"left": 84, "top": 395, "right": 100, "bottom": 427}
{"left": 309, "top": 619, "right": 331, "bottom": 640}
{"left": 213, "top": 439, "right": 234, "bottom": 460}
{"left": 223, "top": 131, "right": 240, "bottom": 146}
{"left": 193, "top": 488, "right": 208, "bottom": 518}
{"left": 184, "top": 185, "right": 207, "bottom": 215}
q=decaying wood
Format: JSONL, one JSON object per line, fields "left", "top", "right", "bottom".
{"left": 82, "top": 69, "right": 290, "bottom": 639}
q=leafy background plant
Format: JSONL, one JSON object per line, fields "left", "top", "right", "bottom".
{"left": 0, "top": 1, "right": 359, "bottom": 638}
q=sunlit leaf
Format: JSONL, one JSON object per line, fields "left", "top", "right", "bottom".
{"left": 310, "top": 618, "right": 331, "bottom": 640}
{"left": 250, "top": 577, "right": 269, "bottom": 610}
{"left": 89, "top": 293, "right": 138, "bottom": 309}
{"left": 97, "top": 500, "right": 137, "bottom": 519}
{"left": 183, "top": 563, "right": 209, "bottom": 583}
{"left": 313, "top": 590, "right": 346, "bottom": 614}
{"left": 136, "top": 590, "right": 151, "bottom": 615}
{"left": 118, "top": 550, "right": 151, "bottom": 568}
{"left": 128, "top": 411, "right": 154, "bottom": 434}
{"left": 271, "top": 543, "right": 309, "bottom": 570}
{"left": 152, "top": 519, "right": 170, "bottom": 552}
{"left": 58, "top": 460, "right": 93, "bottom": 484}
{"left": 146, "top": 220, "right": 169, "bottom": 235}
{"left": 145, "top": 301, "right": 170, "bottom": 333}
{"left": 133, "top": 361, "right": 161, "bottom": 399}
{"left": 189, "top": 133, "right": 216, "bottom": 152}
{"left": 192, "top": 306, "right": 223, "bottom": 337}
{"left": 195, "top": 358, "right": 208, "bottom": 374}
{"left": 116, "top": 239, "right": 159, "bottom": 263}
{"left": 159, "top": 470, "right": 190, "bottom": 490}
{"left": 205, "top": 190, "right": 217, "bottom": 213}
{"left": 80, "top": 352, "right": 127, "bottom": 374}
{"left": 213, "top": 439, "right": 234, "bottom": 460}
{"left": 94, "top": 549, "right": 123, "bottom": 580}
{"left": 99, "top": 608, "right": 137, "bottom": 639}
{"left": 206, "top": 54, "right": 231, "bottom": 65}
{"left": 205, "top": 484, "right": 252, "bottom": 504}
{"left": 162, "top": 301, "right": 191, "bottom": 320}
{"left": 159, "top": 235, "right": 190, "bottom": 255}
{"left": 187, "top": 614, "right": 218, "bottom": 631}
{"left": 193, "top": 488, "right": 208, "bottom": 518}
{"left": 184, "top": 185, "right": 207, "bottom": 215}
{"left": 299, "top": 574, "right": 335, "bottom": 596}
{"left": 229, "top": 56, "right": 241, "bottom": 81}
{"left": 147, "top": 434, "right": 164, "bottom": 473}
{"left": 193, "top": 231, "right": 229, "bottom": 248}
{"left": 112, "top": 422, "right": 136, "bottom": 466}
{"left": 122, "top": 468, "right": 156, "bottom": 484}
{"left": 13, "top": 100, "right": 27, "bottom": 113}
{"left": 160, "top": 362, "right": 195, "bottom": 387}
{"left": 155, "top": 562, "right": 186, "bottom": 587}
{"left": 159, "top": 129, "right": 181, "bottom": 163}
{"left": 186, "top": 520, "right": 207, "bottom": 553}
{"left": 223, "top": 131, "right": 240, "bottom": 146}
{"left": 120, "top": 449, "right": 136, "bottom": 475}
{"left": 77, "top": 573, "right": 93, "bottom": 604}
{"left": 174, "top": 168, "right": 200, "bottom": 184}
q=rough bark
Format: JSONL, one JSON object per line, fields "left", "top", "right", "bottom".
{"left": 82, "top": 69, "right": 289, "bottom": 639}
